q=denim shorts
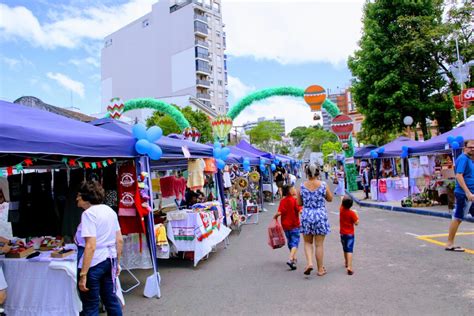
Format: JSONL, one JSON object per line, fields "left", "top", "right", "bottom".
{"left": 340, "top": 234, "right": 355, "bottom": 253}
{"left": 284, "top": 228, "right": 300, "bottom": 250}
{"left": 453, "top": 193, "right": 474, "bottom": 221}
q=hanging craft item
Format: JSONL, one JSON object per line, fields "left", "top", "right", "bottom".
{"left": 248, "top": 171, "right": 260, "bottom": 183}
{"left": 234, "top": 177, "right": 248, "bottom": 191}
{"left": 211, "top": 115, "right": 233, "bottom": 143}
{"left": 182, "top": 127, "right": 201, "bottom": 142}
{"left": 313, "top": 113, "right": 321, "bottom": 120}
{"left": 133, "top": 124, "right": 163, "bottom": 160}
{"left": 331, "top": 114, "right": 354, "bottom": 143}
{"left": 107, "top": 97, "right": 124, "bottom": 119}
{"left": 304, "top": 85, "right": 326, "bottom": 112}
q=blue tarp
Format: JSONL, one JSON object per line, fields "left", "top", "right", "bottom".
{"left": 362, "top": 137, "right": 422, "bottom": 158}
{"left": 409, "top": 121, "right": 474, "bottom": 155}
{"left": 0, "top": 100, "right": 136, "bottom": 158}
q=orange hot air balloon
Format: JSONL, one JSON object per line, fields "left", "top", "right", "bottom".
{"left": 304, "top": 85, "right": 326, "bottom": 112}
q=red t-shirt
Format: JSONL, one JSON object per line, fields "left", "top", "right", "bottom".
{"left": 278, "top": 196, "right": 301, "bottom": 230}
{"left": 339, "top": 206, "right": 359, "bottom": 235}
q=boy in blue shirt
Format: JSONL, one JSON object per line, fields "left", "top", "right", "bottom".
{"left": 445, "top": 139, "right": 474, "bottom": 252}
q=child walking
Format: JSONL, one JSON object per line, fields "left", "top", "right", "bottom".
{"left": 339, "top": 195, "right": 359, "bottom": 275}
{"left": 274, "top": 185, "right": 301, "bottom": 270}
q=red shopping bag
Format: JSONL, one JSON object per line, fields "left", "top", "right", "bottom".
{"left": 267, "top": 219, "right": 286, "bottom": 249}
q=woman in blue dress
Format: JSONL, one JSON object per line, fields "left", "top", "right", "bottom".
{"left": 297, "top": 163, "right": 333, "bottom": 276}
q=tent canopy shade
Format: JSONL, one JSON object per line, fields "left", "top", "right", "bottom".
{"left": 362, "top": 137, "right": 422, "bottom": 158}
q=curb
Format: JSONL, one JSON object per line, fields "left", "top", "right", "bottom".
{"left": 345, "top": 190, "right": 474, "bottom": 223}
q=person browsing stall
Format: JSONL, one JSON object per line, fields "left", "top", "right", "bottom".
{"left": 273, "top": 185, "right": 302, "bottom": 270}
{"left": 75, "top": 181, "right": 124, "bottom": 315}
{"left": 445, "top": 139, "right": 474, "bottom": 252}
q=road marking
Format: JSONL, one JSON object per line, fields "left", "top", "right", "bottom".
{"left": 405, "top": 232, "right": 420, "bottom": 237}
{"left": 415, "top": 232, "right": 474, "bottom": 254}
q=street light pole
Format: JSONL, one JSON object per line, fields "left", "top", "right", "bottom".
{"left": 455, "top": 36, "right": 467, "bottom": 121}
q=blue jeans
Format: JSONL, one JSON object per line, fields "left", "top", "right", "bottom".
{"left": 78, "top": 259, "right": 122, "bottom": 316}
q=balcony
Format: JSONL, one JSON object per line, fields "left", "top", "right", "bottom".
{"left": 196, "top": 64, "right": 210, "bottom": 75}
{"left": 197, "top": 92, "right": 211, "bottom": 100}
{"left": 196, "top": 52, "right": 210, "bottom": 61}
{"left": 196, "top": 79, "right": 211, "bottom": 87}
{"left": 194, "top": 25, "right": 208, "bottom": 36}
{"left": 195, "top": 39, "right": 209, "bottom": 48}
{"left": 194, "top": 14, "right": 207, "bottom": 24}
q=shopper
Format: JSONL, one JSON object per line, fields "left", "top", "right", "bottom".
{"left": 274, "top": 163, "right": 286, "bottom": 198}
{"left": 273, "top": 185, "right": 301, "bottom": 270}
{"left": 333, "top": 165, "right": 346, "bottom": 196}
{"left": 75, "top": 181, "right": 124, "bottom": 315}
{"left": 339, "top": 196, "right": 359, "bottom": 275}
{"left": 445, "top": 139, "right": 474, "bottom": 252}
{"left": 297, "top": 163, "right": 333, "bottom": 276}
{"left": 362, "top": 164, "right": 372, "bottom": 200}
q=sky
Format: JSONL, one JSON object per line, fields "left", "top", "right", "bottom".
{"left": 0, "top": 0, "right": 365, "bottom": 133}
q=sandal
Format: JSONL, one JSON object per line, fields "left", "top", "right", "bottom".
{"left": 445, "top": 246, "right": 465, "bottom": 252}
{"left": 317, "top": 266, "right": 327, "bottom": 276}
{"left": 303, "top": 266, "right": 313, "bottom": 275}
{"left": 347, "top": 268, "right": 354, "bottom": 275}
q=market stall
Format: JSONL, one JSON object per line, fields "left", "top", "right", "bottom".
{"left": 0, "top": 100, "right": 161, "bottom": 315}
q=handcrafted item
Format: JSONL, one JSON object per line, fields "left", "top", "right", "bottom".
{"left": 304, "top": 85, "right": 326, "bottom": 112}
{"left": 234, "top": 177, "right": 248, "bottom": 191}
{"left": 107, "top": 97, "right": 124, "bottom": 119}
{"left": 211, "top": 115, "right": 233, "bottom": 143}
{"left": 39, "top": 237, "right": 63, "bottom": 251}
{"left": 51, "top": 248, "right": 75, "bottom": 258}
{"left": 248, "top": 171, "right": 260, "bottom": 183}
{"left": 182, "top": 127, "right": 201, "bottom": 142}
{"left": 6, "top": 246, "right": 35, "bottom": 258}
{"left": 331, "top": 114, "right": 354, "bottom": 142}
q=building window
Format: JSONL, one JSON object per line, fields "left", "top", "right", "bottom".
{"left": 216, "top": 31, "right": 221, "bottom": 37}
{"left": 218, "top": 80, "right": 223, "bottom": 86}
{"left": 142, "top": 19, "right": 150, "bottom": 27}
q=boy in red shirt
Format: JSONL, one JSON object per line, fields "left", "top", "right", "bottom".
{"left": 274, "top": 185, "right": 301, "bottom": 270}
{"left": 340, "top": 195, "right": 359, "bottom": 275}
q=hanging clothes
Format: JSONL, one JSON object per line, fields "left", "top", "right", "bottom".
{"left": 223, "top": 171, "right": 232, "bottom": 188}
{"left": 204, "top": 158, "right": 217, "bottom": 174}
{"left": 187, "top": 159, "right": 205, "bottom": 191}
{"left": 159, "top": 176, "right": 175, "bottom": 198}
{"left": 173, "top": 177, "right": 187, "bottom": 200}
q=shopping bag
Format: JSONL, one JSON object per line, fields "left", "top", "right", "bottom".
{"left": 267, "top": 219, "right": 285, "bottom": 249}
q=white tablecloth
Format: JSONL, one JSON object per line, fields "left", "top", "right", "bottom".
{"left": 0, "top": 253, "right": 81, "bottom": 316}
{"left": 167, "top": 212, "right": 231, "bottom": 267}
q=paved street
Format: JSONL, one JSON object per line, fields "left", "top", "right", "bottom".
{"left": 123, "top": 185, "right": 474, "bottom": 316}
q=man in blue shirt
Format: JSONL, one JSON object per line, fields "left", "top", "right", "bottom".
{"left": 446, "top": 139, "right": 474, "bottom": 252}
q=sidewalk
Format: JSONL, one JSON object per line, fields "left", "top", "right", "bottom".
{"left": 346, "top": 189, "right": 474, "bottom": 223}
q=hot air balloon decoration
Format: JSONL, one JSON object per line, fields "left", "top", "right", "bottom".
{"left": 211, "top": 115, "right": 233, "bottom": 143}
{"left": 107, "top": 97, "right": 124, "bottom": 119}
{"left": 304, "top": 85, "right": 326, "bottom": 112}
{"left": 313, "top": 113, "right": 321, "bottom": 121}
{"left": 331, "top": 114, "right": 354, "bottom": 142}
{"left": 182, "top": 127, "right": 201, "bottom": 142}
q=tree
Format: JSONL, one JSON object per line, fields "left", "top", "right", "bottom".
{"left": 348, "top": 0, "right": 471, "bottom": 141}
{"left": 248, "top": 121, "right": 283, "bottom": 151}
{"left": 321, "top": 141, "right": 342, "bottom": 163}
{"left": 301, "top": 128, "right": 338, "bottom": 152}
{"left": 275, "top": 144, "right": 290, "bottom": 155}
{"left": 146, "top": 106, "right": 213, "bottom": 143}
{"left": 289, "top": 126, "right": 310, "bottom": 147}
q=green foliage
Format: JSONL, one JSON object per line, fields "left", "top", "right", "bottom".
{"left": 321, "top": 142, "right": 342, "bottom": 162}
{"left": 289, "top": 126, "right": 310, "bottom": 147}
{"left": 348, "top": 0, "right": 472, "bottom": 142}
{"left": 275, "top": 144, "right": 290, "bottom": 155}
{"left": 301, "top": 128, "right": 338, "bottom": 152}
{"left": 125, "top": 98, "right": 190, "bottom": 130}
{"left": 248, "top": 121, "right": 283, "bottom": 151}
{"left": 146, "top": 106, "right": 212, "bottom": 143}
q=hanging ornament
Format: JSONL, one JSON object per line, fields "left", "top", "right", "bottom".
{"left": 182, "top": 127, "right": 201, "bottom": 142}
{"left": 304, "top": 85, "right": 326, "bottom": 112}
{"left": 313, "top": 113, "right": 321, "bottom": 121}
{"left": 331, "top": 114, "right": 354, "bottom": 142}
{"left": 211, "top": 115, "right": 233, "bottom": 143}
{"left": 107, "top": 97, "right": 125, "bottom": 119}
{"left": 248, "top": 171, "right": 260, "bottom": 183}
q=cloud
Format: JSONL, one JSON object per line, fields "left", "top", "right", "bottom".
{"left": 227, "top": 75, "right": 256, "bottom": 101}
{"left": 223, "top": 0, "right": 365, "bottom": 65}
{"left": 1, "top": 55, "right": 33, "bottom": 70}
{"left": 47, "top": 72, "right": 85, "bottom": 97}
{"left": 0, "top": 0, "right": 155, "bottom": 49}
{"left": 69, "top": 57, "right": 99, "bottom": 68}
{"left": 233, "top": 96, "right": 319, "bottom": 135}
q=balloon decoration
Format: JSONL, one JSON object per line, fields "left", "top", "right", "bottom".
{"left": 107, "top": 97, "right": 124, "bottom": 119}
{"left": 242, "top": 157, "right": 251, "bottom": 172}
{"left": 447, "top": 135, "right": 464, "bottom": 150}
{"left": 304, "top": 85, "right": 327, "bottom": 112}
{"left": 370, "top": 150, "right": 379, "bottom": 159}
{"left": 400, "top": 146, "right": 409, "bottom": 158}
{"left": 212, "top": 143, "right": 231, "bottom": 170}
{"left": 331, "top": 114, "right": 354, "bottom": 142}
{"left": 182, "top": 127, "right": 201, "bottom": 142}
{"left": 132, "top": 123, "right": 163, "bottom": 160}
{"left": 313, "top": 113, "right": 321, "bottom": 121}
{"left": 211, "top": 115, "right": 233, "bottom": 143}
{"left": 271, "top": 163, "right": 276, "bottom": 171}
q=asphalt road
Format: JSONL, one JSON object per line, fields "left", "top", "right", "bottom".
{"left": 122, "top": 184, "right": 474, "bottom": 316}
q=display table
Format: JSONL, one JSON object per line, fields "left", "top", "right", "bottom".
{"left": 371, "top": 178, "right": 419, "bottom": 202}
{"left": 0, "top": 252, "right": 81, "bottom": 316}
{"left": 167, "top": 211, "right": 231, "bottom": 267}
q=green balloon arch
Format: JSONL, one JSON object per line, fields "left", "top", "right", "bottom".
{"left": 226, "top": 86, "right": 358, "bottom": 192}
{"left": 123, "top": 98, "right": 191, "bottom": 130}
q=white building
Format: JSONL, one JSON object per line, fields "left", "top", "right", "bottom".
{"left": 101, "top": 0, "right": 228, "bottom": 123}
{"left": 243, "top": 117, "right": 286, "bottom": 135}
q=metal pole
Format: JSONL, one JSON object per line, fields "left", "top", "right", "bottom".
{"left": 455, "top": 36, "right": 467, "bottom": 121}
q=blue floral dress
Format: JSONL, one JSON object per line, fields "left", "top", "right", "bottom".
{"left": 300, "top": 182, "right": 330, "bottom": 235}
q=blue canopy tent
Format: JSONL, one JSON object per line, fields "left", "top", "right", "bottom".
{"left": 354, "top": 145, "right": 377, "bottom": 159}
{"left": 408, "top": 121, "right": 474, "bottom": 155}
{"left": 362, "top": 137, "right": 422, "bottom": 159}
{"left": 0, "top": 102, "right": 161, "bottom": 298}
{"left": 235, "top": 140, "right": 274, "bottom": 160}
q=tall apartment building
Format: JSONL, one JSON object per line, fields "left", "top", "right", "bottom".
{"left": 101, "top": 0, "right": 228, "bottom": 122}
{"left": 243, "top": 117, "right": 286, "bottom": 135}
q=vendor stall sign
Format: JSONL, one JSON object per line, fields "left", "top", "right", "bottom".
{"left": 462, "top": 88, "right": 474, "bottom": 102}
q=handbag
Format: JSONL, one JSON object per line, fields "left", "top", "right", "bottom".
{"left": 333, "top": 178, "right": 339, "bottom": 185}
